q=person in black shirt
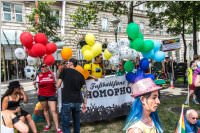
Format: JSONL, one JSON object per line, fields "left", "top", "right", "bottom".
{"left": 56, "top": 58, "right": 86, "bottom": 133}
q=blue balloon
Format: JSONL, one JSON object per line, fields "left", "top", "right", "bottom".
{"left": 134, "top": 69, "right": 144, "bottom": 82}
{"left": 154, "top": 51, "right": 165, "bottom": 62}
{"left": 139, "top": 58, "right": 149, "bottom": 71}
{"left": 126, "top": 72, "right": 136, "bottom": 83}
{"left": 153, "top": 41, "right": 161, "bottom": 52}
{"left": 142, "top": 49, "right": 154, "bottom": 59}
{"left": 144, "top": 74, "right": 155, "bottom": 80}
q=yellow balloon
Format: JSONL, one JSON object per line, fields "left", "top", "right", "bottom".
{"left": 92, "top": 42, "right": 102, "bottom": 57}
{"left": 81, "top": 45, "right": 91, "bottom": 54}
{"left": 84, "top": 64, "right": 91, "bottom": 70}
{"left": 104, "top": 49, "right": 112, "bottom": 60}
{"left": 85, "top": 33, "right": 95, "bottom": 46}
{"left": 83, "top": 50, "right": 93, "bottom": 61}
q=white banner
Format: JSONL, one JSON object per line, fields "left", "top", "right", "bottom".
{"left": 162, "top": 38, "right": 180, "bottom": 51}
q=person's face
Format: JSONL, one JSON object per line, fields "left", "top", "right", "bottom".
{"left": 188, "top": 112, "right": 198, "bottom": 124}
{"left": 141, "top": 91, "right": 160, "bottom": 112}
{"left": 119, "top": 62, "right": 124, "bottom": 70}
{"left": 41, "top": 64, "right": 48, "bottom": 72}
{"left": 65, "top": 61, "right": 73, "bottom": 68}
{"left": 96, "top": 55, "right": 103, "bottom": 63}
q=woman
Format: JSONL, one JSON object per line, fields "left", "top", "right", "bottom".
{"left": 34, "top": 64, "right": 62, "bottom": 133}
{"left": 124, "top": 78, "right": 163, "bottom": 133}
{"left": 1, "top": 110, "right": 29, "bottom": 133}
{"left": 1, "top": 80, "right": 37, "bottom": 133}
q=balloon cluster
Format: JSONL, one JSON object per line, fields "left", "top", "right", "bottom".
{"left": 20, "top": 32, "right": 57, "bottom": 66}
{"left": 81, "top": 33, "right": 102, "bottom": 61}
{"left": 127, "top": 23, "right": 165, "bottom": 62}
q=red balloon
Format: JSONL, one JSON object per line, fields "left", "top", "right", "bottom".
{"left": 31, "top": 43, "right": 46, "bottom": 57}
{"left": 20, "top": 32, "right": 33, "bottom": 49}
{"left": 46, "top": 43, "right": 57, "bottom": 54}
{"left": 28, "top": 48, "right": 37, "bottom": 57}
{"left": 43, "top": 54, "right": 55, "bottom": 66}
{"left": 34, "top": 33, "right": 48, "bottom": 45}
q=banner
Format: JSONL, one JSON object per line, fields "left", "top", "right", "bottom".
{"left": 80, "top": 75, "right": 133, "bottom": 122}
{"left": 162, "top": 38, "right": 180, "bottom": 51}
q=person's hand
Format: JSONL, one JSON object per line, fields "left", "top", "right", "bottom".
{"left": 15, "top": 107, "right": 21, "bottom": 113}
{"left": 81, "top": 103, "right": 87, "bottom": 113}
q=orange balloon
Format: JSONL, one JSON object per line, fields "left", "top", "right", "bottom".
{"left": 75, "top": 65, "right": 89, "bottom": 79}
{"left": 61, "top": 47, "right": 72, "bottom": 60}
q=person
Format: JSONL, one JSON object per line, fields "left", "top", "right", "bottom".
{"left": 1, "top": 80, "right": 37, "bottom": 133}
{"left": 123, "top": 78, "right": 163, "bottom": 133}
{"left": 56, "top": 58, "right": 87, "bottom": 133}
{"left": 1, "top": 110, "right": 29, "bottom": 133}
{"left": 34, "top": 63, "right": 62, "bottom": 133}
{"left": 185, "top": 109, "right": 200, "bottom": 133}
{"left": 116, "top": 60, "right": 126, "bottom": 76}
{"left": 32, "top": 102, "right": 45, "bottom": 122}
{"left": 88, "top": 54, "right": 104, "bottom": 79}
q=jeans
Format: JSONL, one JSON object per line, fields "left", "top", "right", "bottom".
{"left": 61, "top": 103, "right": 81, "bottom": 133}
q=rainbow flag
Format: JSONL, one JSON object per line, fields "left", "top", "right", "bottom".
{"left": 175, "top": 105, "right": 186, "bottom": 133}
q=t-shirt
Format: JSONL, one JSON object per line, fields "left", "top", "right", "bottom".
{"left": 89, "top": 63, "right": 102, "bottom": 78}
{"left": 36, "top": 71, "right": 56, "bottom": 96}
{"left": 59, "top": 68, "right": 85, "bottom": 103}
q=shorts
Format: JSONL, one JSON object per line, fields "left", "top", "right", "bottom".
{"left": 38, "top": 95, "right": 57, "bottom": 101}
{"left": 16, "top": 109, "right": 30, "bottom": 118}
{"left": 189, "top": 84, "right": 195, "bottom": 91}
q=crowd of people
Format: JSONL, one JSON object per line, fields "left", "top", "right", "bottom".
{"left": 1, "top": 54, "right": 200, "bottom": 133}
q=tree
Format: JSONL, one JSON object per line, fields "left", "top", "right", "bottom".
{"left": 27, "top": 1, "right": 61, "bottom": 42}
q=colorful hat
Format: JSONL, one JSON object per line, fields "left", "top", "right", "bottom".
{"left": 130, "top": 78, "right": 162, "bottom": 97}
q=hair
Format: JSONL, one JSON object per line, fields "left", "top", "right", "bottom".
{"left": 69, "top": 58, "right": 77, "bottom": 67}
{"left": 186, "top": 109, "right": 197, "bottom": 120}
{"left": 193, "top": 55, "right": 199, "bottom": 61}
{"left": 123, "top": 96, "right": 163, "bottom": 133}
{"left": 190, "top": 61, "right": 194, "bottom": 67}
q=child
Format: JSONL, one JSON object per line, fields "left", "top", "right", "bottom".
{"left": 32, "top": 102, "right": 45, "bottom": 122}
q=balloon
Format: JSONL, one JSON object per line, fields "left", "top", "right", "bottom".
{"left": 83, "top": 50, "right": 93, "bottom": 61}
{"left": 142, "top": 49, "right": 154, "bottom": 59}
{"left": 139, "top": 58, "right": 149, "bottom": 71}
{"left": 107, "top": 42, "right": 118, "bottom": 54}
{"left": 75, "top": 65, "right": 89, "bottom": 79}
{"left": 124, "top": 60, "right": 134, "bottom": 72}
{"left": 128, "top": 49, "right": 137, "bottom": 60}
{"left": 85, "top": 33, "right": 95, "bottom": 46}
{"left": 43, "top": 54, "right": 55, "bottom": 66}
{"left": 81, "top": 45, "right": 91, "bottom": 54}
{"left": 154, "top": 51, "right": 165, "bottom": 62}
{"left": 137, "top": 32, "right": 144, "bottom": 39}
{"left": 60, "top": 47, "right": 73, "bottom": 60}
{"left": 84, "top": 64, "right": 91, "bottom": 70}
{"left": 153, "top": 41, "right": 161, "bottom": 52}
{"left": 24, "top": 66, "right": 36, "bottom": 79}
{"left": 103, "top": 49, "right": 112, "bottom": 60}
{"left": 14, "top": 48, "right": 26, "bottom": 60}
{"left": 91, "top": 42, "right": 102, "bottom": 57}
{"left": 119, "top": 46, "right": 134, "bottom": 60}
{"left": 118, "top": 38, "right": 130, "bottom": 47}
{"left": 126, "top": 23, "right": 140, "bottom": 40}
{"left": 20, "top": 32, "right": 33, "bottom": 49}
{"left": 109, "top": 54, "right": 120, "bottom": 66}
{"left": 27, "top": 47, "right": 37, "bottom": 57}
{"left": 34, "top": 33, "right": 48, "bottom": 45}
{"left": 31, "top": 43, "right": 46, "bottom": 57}
{"left": 130, "top": 38, "right": 144, "bottom": 52}
{"left": 135, "top": 69, "right": 144, "bottom": 82}
{"left": 144, "top": 74, "right": 155, "bottom": 80}
{"left": 126, "top": 72, "right": 136, "bottom": 83}
{"left": 142, "top": 40, "right": 154, "bottom": 52}
{"left": 27, "top": 56, "right": 37, "bottom": 65}
{"left": 46, "top": 43, "right": 57, "bottom": 54}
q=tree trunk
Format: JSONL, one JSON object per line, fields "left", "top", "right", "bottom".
{"left": 128, "top": 1, "right": 133, "bottom": 23}
{"left": 193, "top": 11, "right": 197, "bottom": 55}
{"left": 182, "top": 18, "right": 187, "bottom": 63}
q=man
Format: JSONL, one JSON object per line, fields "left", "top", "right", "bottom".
{"left": 185, "top": 109, "right": 200, "bottom": 133}
{"left": 56, "top": 58, "right": 87, "bottom": 133}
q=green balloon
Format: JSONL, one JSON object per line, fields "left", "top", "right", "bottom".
{"left": 124, "top": 60, "right": 135, "bottom": 72}
{"left": 137, "top": 32, "right": 144, "bottom": 39}
{"left": 126, "top": 23, "right": 140, "bottom": 40}
{"left": 141, "top": 40, "right": 154, "bottom": 52}
{"left": 130, "top": 38, "right": 144, "bottom": 52}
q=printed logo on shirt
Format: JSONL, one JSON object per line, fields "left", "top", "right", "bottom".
{"left": 39, "top": 74, "right": 43, "bottom": 77}
{"left": 48, "top": 74, "right": 52, "bottom": 77}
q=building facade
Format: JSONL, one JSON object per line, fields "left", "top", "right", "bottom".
{"left": 0, "top": 1, "right": 196, "bottom": 81}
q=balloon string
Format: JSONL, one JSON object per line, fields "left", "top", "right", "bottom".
{"left": 35, "top": 0, "right": 38, "bottom": 25}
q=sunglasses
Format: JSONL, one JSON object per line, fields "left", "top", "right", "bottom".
{"left": 41, "top": 65, "right": 47, "bottom": 68}
{"left": 192, "top": 117, "right": 198, "bottom": 120}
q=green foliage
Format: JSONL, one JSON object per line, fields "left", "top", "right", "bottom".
{"left": 27, "top": 1, "right": 61, "bottom": 42}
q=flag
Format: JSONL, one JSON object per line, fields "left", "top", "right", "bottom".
{"left": 175, "top": 105, "right": 186, "bottom": 133}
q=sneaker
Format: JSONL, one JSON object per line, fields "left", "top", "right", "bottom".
{"left": 57, "top": 128, "right": 63, "bottom": 133}
{"left": 192, "top": 99, "right": 199, "bottom": 104}
{"left": 43, "top": 125, "right": 51, "bottom": 132}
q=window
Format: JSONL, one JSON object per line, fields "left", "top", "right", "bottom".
{"left": 117, "top": 22, "right": 122, "bottom": 32}
{"left": 140, "top": 22, "right": 144, "bottom": 34}
{"left": 3, "top": 2, "right": 11, "bottom": 21}
{"left": 101, "top": 18, "right": 109, "bottom": 31}
{"left": 2, "top": 2, "right": 23, "bottom": 22}
{"left": 50, "top": 9, "right": 60, "bottom": 25}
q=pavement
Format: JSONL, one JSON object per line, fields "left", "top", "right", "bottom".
{"left": 0, "top": 80, "right": 188, "bottom": 114}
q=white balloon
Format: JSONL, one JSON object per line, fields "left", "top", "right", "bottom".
{"left": 24, "top": 66, "right": 36, "bottom": 80}
{"left": 109, "top": 54, "right": 120, "bottom": 66}
{"left": 27, "top": 56, "right": 37, "bottom": 66}
{"left": 14, "top": 48, "right": 26, "bottom": 60}
{"left": 107, "top": 42, "right": 118, "bottom": 54}
{"left": 119, "top": 46, "right": 136, "bottom": 60}
{"left": 118, "top": 38, "right": 130, "bottom": 48}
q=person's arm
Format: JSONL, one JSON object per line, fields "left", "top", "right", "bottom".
{"left": 195, "top": 75, "right": 200, "bottom": 87}
{"left": 56, "top": 79, "right": 63, "bottom": 89}
{"left": 2, "top": 97, "right": 21, "bottom": 114}
{"left": 20, "top": 87, "right": 28, "bottom": 103}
